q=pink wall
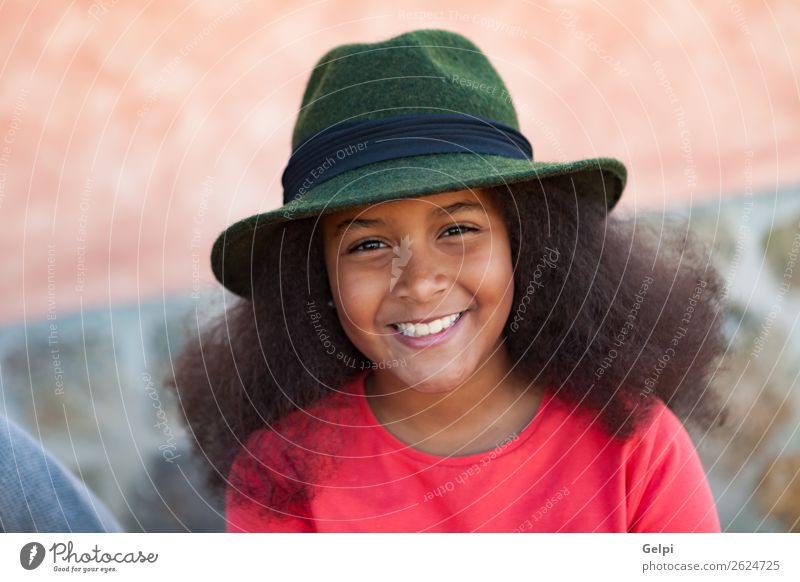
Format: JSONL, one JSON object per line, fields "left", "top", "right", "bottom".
{"left": 1, "top": 0, "right": 797, "bottom": 323}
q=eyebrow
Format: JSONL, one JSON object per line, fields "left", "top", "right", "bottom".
{"left": 333, "top": 200, "right": 486, "bottom": 238}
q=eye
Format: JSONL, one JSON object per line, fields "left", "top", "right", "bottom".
{"left": 348, "top": 239, "right": 389, "bottom": 253}
{"left": 441, "top": 224, "right": 479, "bottom": 237}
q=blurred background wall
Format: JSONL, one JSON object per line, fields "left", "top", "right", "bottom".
{"left": 0, "top": 0, "right": 798, "bottom": 531}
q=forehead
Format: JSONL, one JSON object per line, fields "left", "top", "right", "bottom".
{"left": 320, "top": 187, "right": 496, "bottom": 227}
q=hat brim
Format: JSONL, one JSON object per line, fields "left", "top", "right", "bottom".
{"left": 211, "top": 153, "right": 627, "bottom": 299}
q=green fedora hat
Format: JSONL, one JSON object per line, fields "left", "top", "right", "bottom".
{"left": 211, "top": 28, "right": 627, "bottom": 299}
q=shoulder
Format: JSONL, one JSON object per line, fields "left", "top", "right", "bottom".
{"left": 545, "top": 393, "right": 699, "bottom": 473}
{"left": 624, "top": 398, "right": 721, "bottom": 531}
{"left": 237, "top": 374, "right": 363, "bottom": 463}
{"left": 625, "top": 397, "right": 698, "bottom": 467}
{"left": 541, "top": 390, "right": 676, "bottom": 449}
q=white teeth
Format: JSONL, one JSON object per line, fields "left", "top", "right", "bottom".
{"left": 394, "top": 312, "right": 463, "bottom": 338}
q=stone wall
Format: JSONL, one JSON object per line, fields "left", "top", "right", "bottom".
{"left": 0, "top": 295, "right": 225, "bottom": 531}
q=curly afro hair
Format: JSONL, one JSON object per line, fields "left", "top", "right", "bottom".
{"left": 166, "top": 177, "right": 730, "bottom": 517}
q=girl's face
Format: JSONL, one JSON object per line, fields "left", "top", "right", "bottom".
{"left": 320, "top": 188, "right": 515, "bottom": 394}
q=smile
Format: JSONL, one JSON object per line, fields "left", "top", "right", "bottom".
{"left": 390, "top": 311, "right": 465, "bottom": 338}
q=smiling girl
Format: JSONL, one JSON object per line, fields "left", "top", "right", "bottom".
{"left": 168, "top": 29, "right": 729, "bottom": 532}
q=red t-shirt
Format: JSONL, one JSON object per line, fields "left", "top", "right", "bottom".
{"left": 225, "top": 370, "right": 720, "bottom": 532}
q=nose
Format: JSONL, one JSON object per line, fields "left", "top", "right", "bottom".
{"left": 389, "top": 238, "right": 450, "bottom": 303}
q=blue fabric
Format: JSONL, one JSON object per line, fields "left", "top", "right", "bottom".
{"left": 0, "top": 415, "right": 122, "bottom": 532}
{"left": 281, "top": 113, "right": 534, "bottom": 203}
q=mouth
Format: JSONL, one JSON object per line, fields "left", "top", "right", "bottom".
{"left": 388, "top": 310, "right": 467, "bottom": 339}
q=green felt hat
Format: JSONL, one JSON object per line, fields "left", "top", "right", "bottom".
{"left": 211, "top": 28, "right": 627, "bottom": 299}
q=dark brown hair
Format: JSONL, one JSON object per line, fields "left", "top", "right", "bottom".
{"left": 165, "top": 178, "right": 730, "bottom": 518}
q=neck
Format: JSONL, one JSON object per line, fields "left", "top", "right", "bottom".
{"left": 364, "top": 338, "right": 533, "bottom": 436}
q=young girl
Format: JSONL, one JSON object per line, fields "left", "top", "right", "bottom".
{"left": 168, "top": 28, "right": 729, "bottom": 532}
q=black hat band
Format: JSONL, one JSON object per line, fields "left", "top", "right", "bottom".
{"left": 281, "top": 113, "right": 533, "bottom": 205}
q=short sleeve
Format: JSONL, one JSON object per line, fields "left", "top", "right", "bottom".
{"left": 225, "top": 429, "right": 315, "bottom": 533}
{"left": 626, "top": 403, "right": 721, "bottom": 533}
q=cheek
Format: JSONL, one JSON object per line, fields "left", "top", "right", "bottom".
{"left": 332, "top": 266, "right": 386, "bottom": 336}
{"left": 463, "top": 241, "right": 515, "bottom": 314}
